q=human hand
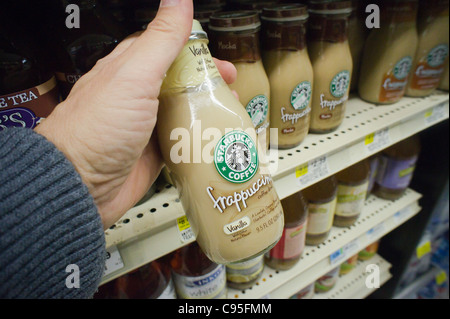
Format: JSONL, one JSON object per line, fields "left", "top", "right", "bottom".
{"left": 35, "top": 0, "right": 237, "bottom": 230}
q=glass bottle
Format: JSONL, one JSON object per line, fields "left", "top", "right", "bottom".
{"left": 373, "top": 136, "right": 421, "bottom": 200}
{"left": 226, "top": 255, "right": 264, "bottom": 290}
{"left": 209, "top": 11, "right": 271, "bottom": 149}
{"left": 358, "top": 0, "right": 419, "bottom": 104}
{"left": 439, "top": 61, "right": 449, "bottom": 90}
{"left": 170, "top": 242, "right": 227, "bottom": 299}
{"left": 303, "top": 176, "right": 338, "bottom": 246}
{"left": 406, "top": 0, "right": 449, "bottom": 97}
{"left": 334, "top": 159, "right": 370, "bottom": 227}
{"left": 265, "top": 191, "right": 308, "bottom": 270}
{"left": 358, "top": 241, "right": 380, "bottom": 261}
{"left": 53, "top": 0, "right": 126, "bottom": 99}
{"left": 261, "top": 4, "right": 313, "bottom": 149}
{"left": 0, "top": 2, "right": 59, "bottom": 130}
{"left": 156, "top": 20, "right": 284, "bottom": 264}
{"left": 307, "top": 0, "right": 353, "bottom": 133}
{"left": 348, "top": 0, "right": 368, "bottom": 92}
{"left": 315, "top": 266, "right": 340, "bottom": 293}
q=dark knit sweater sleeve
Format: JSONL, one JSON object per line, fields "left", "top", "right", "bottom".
{"left": 0, "top": 127, "right": 106, "bottom": 299}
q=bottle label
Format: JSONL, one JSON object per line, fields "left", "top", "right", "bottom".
{"left": 330, "top": 71, "right": 350, "bottom": 98}
{"left": 214, "top": 130, "right": 259, "bottom": 184}
{"left": 317, "top": 70, "right": 350, "bottom": 120}
{"left": 315, "top": 267, "right": 339, "bottom": 292}
{"left": 376, "top": 155, "right": 418, "bottom": 190}
{"left": 226, "top": 255, "right": 264, "bottom": 284}
{"left": 291, "top": 81, "right": 312, "bottom": 110}
{"left": 410, "top": 44, "right": 449, "bottom": 90}
{"left": 246, "top": 95, "right": 269, "bottom": 127}
{"left": 157, "top": 278, "right": 177, "bottom": 299}
{"left": 306, "top": 198, "right": 337, "bottom": 235}
{"left": 294, "top": 283, "right": 315, "bottom": 299}
{"left": 172, "top": 265, "right": 227, "bottom": 299}
{"left": 55, "top": 72, "right": 84, "bottom": 99}
{"left": 379, "top": 56, "right": 412, "bottom": 102}
{"left": 269, "top": 222, "right": 307, "bottom": 260}
{"left": 335, "top": 181, "right": 369, "bottom": 217}
{"left": 0, "top": 77, "right": 59, "bottom": 130}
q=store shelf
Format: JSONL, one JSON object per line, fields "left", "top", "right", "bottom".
{"left": 394, "top": 266, "right": 444, "bottom": 299}
{"left": 227, "top": 188, "right": 422, "bottom": 299}
{"left": 314, "top": 254, "right": 392, "bottom": 299}
{"left": 100, "top": 91, "right": 448, "bottom": 286}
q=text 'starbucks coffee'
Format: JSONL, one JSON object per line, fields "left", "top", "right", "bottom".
{"left": 209, "top": 11, "right": 271, "bottom": 150}
{"left": 261, "top": 4, "right": 314, "bottom": 149}
{"left": 157, "top": 20, "right": 284, "bottom": 264}
{"left": 307, "top": 0, "right": 353, "bottom": 133}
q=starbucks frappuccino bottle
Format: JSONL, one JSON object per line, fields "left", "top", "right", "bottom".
{"left": 209, "top": 11, "right": 271, "bottom": 149}
{"left": 157, "top": 20, "right": 284, "bottom": 264}
{"left": 440, "top": 61, "right": 449, "bottom": 90}
{"left": 334, "top": 159, "right": 370, "bottom": 227}
{"left": 308, "top": 0, "right": 353, "bottom": 133}
{"left": 359, "top": 0, "right": 419, "bottom": 104}
{"left": 261, "top": 4, "right": 314, "bottom": 149}
{"left": 348, "top": 0, "right": 368, "bottom": 92}
{"left": 406, "top": 0, "right": 449, "bottom": 97}
{"left": 303, "top": 176, "right": 338, "bottom": 246}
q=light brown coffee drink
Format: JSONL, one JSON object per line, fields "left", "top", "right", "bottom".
{"left": 157, "top": 21, "right": 284, "bottom": 264}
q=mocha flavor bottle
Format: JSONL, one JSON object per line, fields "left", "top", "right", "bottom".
{"left": 157, "top": 20, "right": 284, "bottom": 264}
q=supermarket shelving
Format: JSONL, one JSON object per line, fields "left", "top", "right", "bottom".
{"left": 100, "top": 91, "right": 448, "bottom": 286}
{"left": 313, "top": 254, "right": 392, "bottom": 299}
{"left": 394, "top": 266, "right": 445, "bottom": 299}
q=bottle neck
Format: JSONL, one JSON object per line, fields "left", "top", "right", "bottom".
{"left": 262, "top": 21, "right": 308, "bottom": 51}
{"left": 161, "top": 38, "right": 222, "bottom": 94}
{"left": 210, "top": 30, "right": 262, "bottom": 63}
{"left": 307, "top": 14, "right": 349, "bottom": 43}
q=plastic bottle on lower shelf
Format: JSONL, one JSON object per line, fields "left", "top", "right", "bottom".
{"left": 170, "top": 241, "right": 227, "bottom": 299}
{"left": 315, "top": 267, "right": 340, "bottom": 293}
{"left": 291, "top": 282, "right": 315, "bottom": 299}
{"left": 334, "top": 159, "right": 370, "bottom": 227}
{"left": 373, "top": 136, "right": 421, "bottom": 200}
{"left": 340, "top": 254, "right": 359, "bottom": 275}
{"left": 226, "top": 255, "right": 264, "bottom": 290}
{"left": 358, "top": 241, "right": 380, "bottom": 261}
{"left": 265, "top": 191, "right": 308, "bottom": 270}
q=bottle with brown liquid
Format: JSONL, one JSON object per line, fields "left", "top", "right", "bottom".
{"left": 406, "top": 0, "right": 449, "bottom": 97}
{"left": 265, "top": 191, "right": 308, "bottom": 270}
{"left": 348, "top": 0, "right": 368, "bottom": 92}
{"left": 53, "top": 0, "right": 126, "bottom": 99}
{"left": 334, "top": 159, "right": 370, "bottom": 227}
{"left": 209, "top": 11, "right": 271, "bottom": 149}
{"left": 261, "top": 4, "right": 313, "bottom": 149}
{"left": 0, "top": 2, "right": 59, "bottom": 130}
{"left": 303, "top": 176, "right": 338, "bottom": 245}
{"left": 157, "top": 20, "right": 284, "bottom": 264}
{"left": 373, "top": 136, "right": 421, "bottom": 200}
{"left": 358, "top": 0, "right": 419, "bottom": 104}
{"left": 308, "top": 0, "right": 353, "bottom": 133}
{"left": 171, "top": 242, "right": 227, "bottom": 299}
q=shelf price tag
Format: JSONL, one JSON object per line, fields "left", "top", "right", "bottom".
{"left": 436, "top": 270, "right": 448, "bottom": 286}
{"left": 416, "top": 241, "right": 432, "bottom": 259}
{"left": 177, "top": 215, "right": 195, "bottom": 243}
{"left": 103, "top": 245, "right": 124, "bottom": 277}
{"left": 364, "top": 128, "right": 390, "bottom": 154}
{"left": 329, "top": 247, "right": 346, "bottom": 266}
{"left": 366, "top": 223, "right": 386, "bottom": 241}
{"left": 329, "top": 239, "right": 360, "bottom": 266}
{"left": 295, "top": 156, "right": 329, "bottom": 187}
{"left": 394, "top": 205, "right": 414, "bottom": 224}
{"left": 424, "top": 102, "right": 447, "bottom": 125}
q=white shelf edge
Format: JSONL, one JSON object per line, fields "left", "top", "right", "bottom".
{"left": 227, "top": 189, "right": 422, "bottom": 299}
{"left": 313, "top": 254, "right": 392, "bottom": 299}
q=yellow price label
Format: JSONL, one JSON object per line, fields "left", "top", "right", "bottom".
{"left": 177, "top": 216, "right": 191, "bottom": 232}
{"left": 436, "top": 270, "right": 447, "bottom": 286}
{"left": 425, "top": 110, "right": 433, "bottom": 118}
{"left": 296, "top": 164, "right": 309, "bottom": 178}
{"left": 416, "top": 241, "right": 432, "bottom": 259}
{"left": 365, "top": 133, "right": 375, "bottom": 145}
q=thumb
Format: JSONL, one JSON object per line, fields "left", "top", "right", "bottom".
{"left": 116, "top": 0, "right": 193, "bottom": 89}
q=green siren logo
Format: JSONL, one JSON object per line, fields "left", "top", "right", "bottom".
{"left": 291, "top": 81, "right": 312, "bottom": 110}
{"left": 214, "top": 131, "right": 258, "bottom": 184}
{"left": 427, "top": 44, "right": 449, "bottom": 68}
{"left": 330, "top": 71, "right": 350, "bottom": 98}
{"left": 393, "top": 56, "right": 412, "bottom": 80}
{"left": 246, "top": 95, "right": 269, "bottom": 127}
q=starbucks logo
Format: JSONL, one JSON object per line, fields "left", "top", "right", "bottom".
{"left": 246, "top": 95, "right": 269, "bottom": 127}
{"left": 214, "top": 131, "right": 258, "bottom": 184}
{"left": 330, "top": 71, "right": 350, "bottom": 98}
{"left": 427, "top": 44, "right": 449, "bottom": 68}
{"left": 291, "top": 81, "right": 312, "bottom": 110}
{"left": 393, "top": 56, "right": 412, "bottom": 80}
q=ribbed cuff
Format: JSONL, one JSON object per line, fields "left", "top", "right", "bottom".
{"left": 0, "top": 127, "right": 105, "bottom": 299}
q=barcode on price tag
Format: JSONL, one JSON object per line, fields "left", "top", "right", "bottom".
{"left": 177, "top": 216, "right": 195, "bottom": 243}
{"left": 295, "top": 156, "right": 329, "bottom": 187}
{"left": 364, "top": 128, "right": 390, "bottom": 154}
{"left": 103, "top": 245, "right": 124, "bottom": 277}
{"left": 424, "top": 103, "right": 447, "bottom": 125}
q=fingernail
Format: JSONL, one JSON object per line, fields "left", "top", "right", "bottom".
{"left": 160, "top": 0, "right": 181, "bottom": 7}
